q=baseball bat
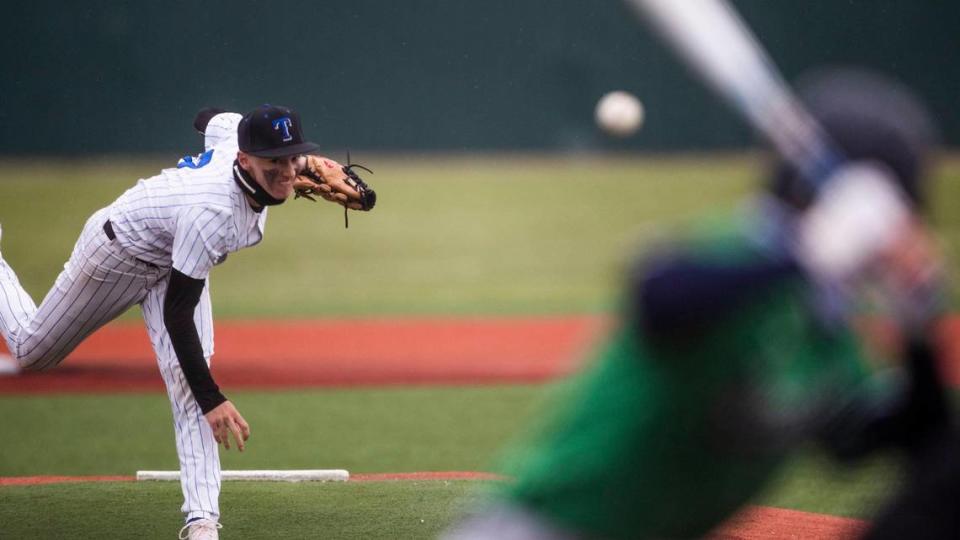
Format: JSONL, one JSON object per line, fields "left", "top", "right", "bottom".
{"left": 623, "top": 0, "right": 842, "bottom": 187}
{"left": 626, "top": 0, "right": 952, "bottom": 439}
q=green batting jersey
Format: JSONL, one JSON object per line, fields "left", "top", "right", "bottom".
{"left": 501, "top": 218, "right": 873, "bottom": 539}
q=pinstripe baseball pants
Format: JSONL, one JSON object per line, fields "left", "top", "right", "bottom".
{"left": 0, "top": 208, "right": 221, "bottom": 522}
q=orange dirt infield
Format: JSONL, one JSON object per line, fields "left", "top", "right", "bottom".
{"left": 710, "top": 506, "right": 867, "bottom": 540}
{"left": 1, "top": 314, "right": 958, "bottom": 394}
{"left": 0, "top": 316, "right": 606, "bottom": 393}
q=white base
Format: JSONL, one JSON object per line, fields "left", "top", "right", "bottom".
{"left": 136, "top": 469, "right": 350, "bottom": 482}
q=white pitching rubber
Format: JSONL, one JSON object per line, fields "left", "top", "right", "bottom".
{"left": 136, "top": 469, "right": 350, "bottom": 482}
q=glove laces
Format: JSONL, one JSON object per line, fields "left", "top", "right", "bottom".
{"left": 341, "top": 151, "right": 374, "bottom": 228}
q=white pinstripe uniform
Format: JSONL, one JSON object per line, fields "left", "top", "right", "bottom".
{"left": 0, "top": 113, "right": 254, "bottom": 524}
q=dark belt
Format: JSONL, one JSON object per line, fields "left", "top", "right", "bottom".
{"left": 103, "top": 220, "right": 159, "bottom": 269}
{"left": 103, "top": 219, "right": 117, "bottom": 240}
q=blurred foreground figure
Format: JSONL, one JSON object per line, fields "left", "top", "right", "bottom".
{"left": 444, "top": 69, "right": 954, "bottom": 540}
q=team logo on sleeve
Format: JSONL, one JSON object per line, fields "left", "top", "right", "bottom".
{"left": 272, "top": 117, "right": 294, "bottom": 142}
{"left": 177, "top": 149, "right": 214, "bottom": 169}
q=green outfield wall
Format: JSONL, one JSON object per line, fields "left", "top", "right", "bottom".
{"left": 2, "top": 1, "right": 957, "bottom": 155}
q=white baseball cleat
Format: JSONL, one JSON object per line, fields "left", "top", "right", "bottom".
{"left": 0, "top": 354, "right": 18, "bottom": 376}
{"left": 178, "top": 519, "right": 222, "bottom": 540}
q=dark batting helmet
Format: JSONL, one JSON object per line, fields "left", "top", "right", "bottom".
{"left": 770, "top": 68, "right": 939, "bottom": 211}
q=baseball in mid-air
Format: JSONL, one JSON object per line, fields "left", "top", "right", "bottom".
{"left": 595, "top": 91, "right": 645, "bottom": 137}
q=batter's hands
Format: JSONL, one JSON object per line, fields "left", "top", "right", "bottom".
{"left": 877, "top": 219, "right": 942, "bottom": 290}
{"left": 876, "top": 218, "right": 946, "bottom": 330}
{"left": 205, "top": 401, "right": 250, "bottom": 452}
{"left": 797, "top": 162, "right": 912, "bottom": 282}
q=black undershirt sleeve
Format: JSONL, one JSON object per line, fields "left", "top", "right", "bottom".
{"left": 163, "top": 268, "right": 226, "bottom": 414}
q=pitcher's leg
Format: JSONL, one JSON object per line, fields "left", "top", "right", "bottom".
{"left": 0, "top": 250, "right": 39, "bottom": 349}
{"left": 144, "top": 278, "right": 221, "bottom": 523}
{"left": 1, "top": 211, "right": 149, "bottom": 371}
{"left": 156, "top": 357, "right": 222, "bottom": 522}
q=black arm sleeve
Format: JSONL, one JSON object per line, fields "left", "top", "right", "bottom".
{"left": 163, "top": 269, "right": 226, "bottom": 414}
{"left": 635, "top": 253, "right": 803, "bottom": 340}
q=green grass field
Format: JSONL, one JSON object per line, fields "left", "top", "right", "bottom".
{"left": 1, "top": 155, "right": 958, "bottom": 538}
{"left": 0, "top": 388, "right": 536, "bottom": 539}
{"left": 3, "top": 154, "right": 958, "bottom": 317}
{"left": 0, "top": 388, "right": 902, "bottom": 538}
{"left": 0, "top": 480, "right": 483, "bottom": 539}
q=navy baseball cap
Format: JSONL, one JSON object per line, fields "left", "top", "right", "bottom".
{"left": 238, "top": 104, "right": 321, "bottom": 158}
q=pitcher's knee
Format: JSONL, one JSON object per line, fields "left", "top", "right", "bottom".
{"left": 17, "top": 353, "right": 51, "bottom": 372}
{"left": 14, "top": 345, "right": 67, "bottom": 372}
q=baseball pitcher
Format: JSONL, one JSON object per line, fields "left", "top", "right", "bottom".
{"left": 0, "top": 104, "right": 375, "bottom": 539}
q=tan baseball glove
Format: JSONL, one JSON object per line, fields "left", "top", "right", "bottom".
{"left": 294, "top": 156, "right": 376, "bottom": 226}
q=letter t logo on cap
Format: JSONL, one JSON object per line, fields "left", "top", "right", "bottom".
{"left": 272, "top": 117, "right": 294, "bottom": 142}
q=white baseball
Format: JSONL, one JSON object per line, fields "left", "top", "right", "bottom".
{"left": 595, "top": 91, "right": 645, "bottom": 137}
